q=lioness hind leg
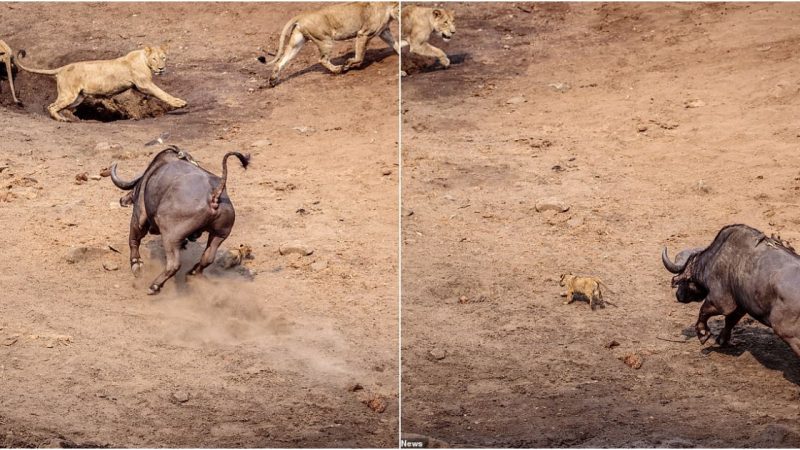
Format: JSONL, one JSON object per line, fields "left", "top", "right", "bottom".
{"left": 48, "top": 88, "right": 81, "bottom": 122}
{"left": 344, "top": 33, "right": 370, "bottom": 70}
{"left": 313, "top": 39, "right": 343, "bottom": 75}
{"left": 270, "top": 29, "right": 306, "bottom": 86}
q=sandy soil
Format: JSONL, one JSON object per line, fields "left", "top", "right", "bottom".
{"left": 402, "top": 2, "right": 800, "bottom": 447}
{"left": 0, "top": 3, "right": 397, "bottom": 447}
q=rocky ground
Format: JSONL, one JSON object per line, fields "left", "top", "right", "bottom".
{"left": 0, "top": 3, "right": 398, "bottom": 447}
{"left": 402, "top": 2, "right": 800, "bottom": 447}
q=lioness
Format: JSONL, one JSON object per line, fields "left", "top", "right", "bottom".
{"left": 401, "top": 5, "right": 456, "bottom": 69}
{"left": 0, "top": 40, "right": 20, "bottom": 104}
{"left": 15, "top": 46, "right": 187, "bottom": 122}
{"left": 560, "top": 273, "right": 612, "bottom": 310}
{"left": 260, "top": 2, "right": 399, "bottom": 87}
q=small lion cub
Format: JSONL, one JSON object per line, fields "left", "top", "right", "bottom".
{"left": 218, "top": 244, "right": 254, "bottom": 269}
{"left": 559, "top": 273, "right": 611, "bottom": 310}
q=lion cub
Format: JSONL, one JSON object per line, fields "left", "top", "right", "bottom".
{"left": 15, "top": 46, "right": 186, "bottom": 122}
{"left": 559, "top": 273, "right": 611, "bottom": 310}
{"left": 218, "top": 244, "right": 254, "bottom": 269}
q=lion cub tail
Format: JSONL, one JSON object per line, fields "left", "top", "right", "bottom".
{"left": 260, "top": 16, "right": 300, "bottom": 65}
{"left": 15, "top": 50, "right": 60, "bottom": 75}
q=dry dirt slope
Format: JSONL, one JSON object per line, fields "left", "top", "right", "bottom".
{"left": 0, "top": 3, "right": 397, "bottom": 447}
{"left": 403, "top": 2, "right": 800, "bottom": 447}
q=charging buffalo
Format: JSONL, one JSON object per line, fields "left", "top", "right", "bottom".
{"left": 663, "top": 224, "right": 800, "bottom": 357}
{"left": 111, "top": 145, "right": 250, "bottom": 294}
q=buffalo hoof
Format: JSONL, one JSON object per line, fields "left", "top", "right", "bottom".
{"left": 147, "top": 284, "right": 161, "bottom": 295}
{"left": 131, "top": 260, "right": 143, "bottom": 277}
{"left": 698, "top": 330, "right": 712, "bottom": 344}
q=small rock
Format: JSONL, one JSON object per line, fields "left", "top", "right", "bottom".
{"left": 506, "top": 96, "right": 526, "bottom": 105}
{"left": 684, "top": 99, "right": 706, "bottom": 109}
{"left": 102, "top": 262, "right": 119, "bottom": 271}
{"left": 310, "top": 260, "right": 328, "bottom": 271}
{"left": 428, "top": 348, "right": 447, "bottom": 361}
{"left": 458, "top": 295, "right": 469, "bottom": 304}
{"left": 171, "top": 391, "right": 190, "bottom": 403}
{"left": 292, "top": 126, "right": 315, "bottom": 134}
{"left": 659, "top": 438, "right": 695, "bottom": 448}
{"left": 89, "top": 175, "right": 102, "bottom": 181}
{"left": 622, "top": 353, "right": 643, "bottom": 369}
{"left": 1, "top": 334, "right": 19, "bottom": 346}
{"left": 548, "top": 82, "right": 571, "bottom": 93}
{"left": 535, "top": 198, "right": 570, "bottom": 213}
{"left": 75, "top": 172, "right": 88, "bottom": 183}
{"left": 637, "top": 124, "right": 648, "bottom": 132}
{"left": 364, "top": 394, "right": 387, "bottom": 413}
{"left": 94, "top": 142, "right": 123, "bottom": 152}
{"left": 382, "top": 169, "right": 392, "bottom": 176}
{"left": 605, "top": 340, "right": 620, "bottom": 349}
{"left": 250, "top": 139, "right": 272, "bottom": 148}
{"left": 347, "top": 383, "right": 364, "bottom": 392}
{"left": 402, "top": 208, "right": 414, "bottom": 217}
{"left": 99, "top": 167, "right": 112, "bottom": 177}
{"left": 400, "top": 70, "right": 408, "bottom": 77}
{"left": 279, "top": 241, "right": 314, "bottom": 256}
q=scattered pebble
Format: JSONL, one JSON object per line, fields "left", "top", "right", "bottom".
{"left": 171, "top": 391, "right": 190, "bottom": 403}
{"left": 684, "top": 99, "right": 706, "bottom": 109}
{"left": 428, "top": 348, "right": 447, "bottom": 361}
{"left": 637, "top": 124, "right": 648, "bottom": 132}
{"left": 606, "top": 340, "right": 620, "bottom": 349}
{"left": 548, "top": 82, "right": 571, "bottom": 93}
{"left": 347, "top": 383, "right": 364, "bottom": 392}
{"left": 75, "top": 172, "right": 89, "bottom": 184}
{"left": 506, "top": 96, "right": 526, "bottom": 105}
{"left": 364, "top": 394, "right": 387, "bottom": 413}
{"left": 102, "top": 262, "right": 120, "bottom": 271}
{"left": 279, "top": 241, "right": 314, "bottom": 256}
{"left": 535, "top": 198, "right": 570, "bottom": 213}
{"left": 622, "top": 352, "right": 643, "bottom": 369}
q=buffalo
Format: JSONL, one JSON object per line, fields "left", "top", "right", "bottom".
{"left": 111, "top": 145, "right": 250, "bottom": 294}
{"left": 662, "top": 223, "right": 800, "bottom": 357}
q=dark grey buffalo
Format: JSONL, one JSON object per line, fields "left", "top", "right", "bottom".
{"left": 111, "top": 145, "right": 250, "bottom": 294}
{"left": 662, "top": 223, "right": 800, "bottom": 357}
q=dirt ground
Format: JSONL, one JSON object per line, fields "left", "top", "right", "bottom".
{"left": 0, "top": 3, "right": 397, "bottom": 447}
{"left": 402, "top": 2, "right": 800, "bottom": 447}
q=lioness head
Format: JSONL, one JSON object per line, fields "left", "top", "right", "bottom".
{"left": 144, "top": 45, "right": 168, "bottom": 75}
{"left": 432, "top": 9, "right": 456, "bottom": 42}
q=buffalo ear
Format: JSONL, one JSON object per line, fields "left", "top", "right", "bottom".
{"left": 433, "top": 8, "right": 442, "bottom": 18}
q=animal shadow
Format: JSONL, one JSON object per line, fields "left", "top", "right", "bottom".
{"left": 276, "top": 47, "right": 396, "bottom": 86}
{"left": 684, "top": 319, "right": 800, "bottom": 386}
{"left": 403, "top": 51, "right": 469, "bottom": 75}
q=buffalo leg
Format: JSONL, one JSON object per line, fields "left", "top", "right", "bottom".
{"left": 716, "top": 309, "right": 745, "bottom": 346}
{"left": 147, "top": 237, "right": 182, "bottom": 295}
{"left": 187, "top": 234, "right": 226, "bottom": 277}
{"left": 696, "top": 301, "right": 721, "bottom": 344}
{"left": 129, "top": 219, "right": 149, "bottom": 277}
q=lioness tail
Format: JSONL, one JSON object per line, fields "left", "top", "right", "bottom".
{"left": 15, "top": 50, "right": 60, "bottom": 75}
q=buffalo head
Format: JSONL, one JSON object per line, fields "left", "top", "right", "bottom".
{"left": 662, "top": 247, "right": 708, "bottom": 303}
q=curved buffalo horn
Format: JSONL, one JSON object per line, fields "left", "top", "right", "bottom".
{"left": 110, "top": 163, "right": 143, "bottom": 190}
{"left": 662, "top": 247, "right": 686, "bottom": 273}
{"left": 662, "top": 247, "right": 703, "bottom": 273}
